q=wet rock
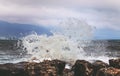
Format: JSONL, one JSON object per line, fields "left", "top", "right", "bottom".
{"left": 0, "top": 62, "right": 28, "bottom": 76}
{"left": 0, "top": 63, "right": 13, "bottom": 76}
{"left": 109, "top": 59, "right": 120, "bottom": 69}
{"left": 2, "top": 59, "right": 120, "bottom": 76}
{"left": 92, "top": 60, "right": 109, "bottom": 76}
{"left": 63, "top": 69, "right": 74, "bottom": 76}
{"left": 25, "top": 60, "right": 66, "bottom": 76}
{"left": 11, "top": 62, "right": 29, "bottom": 76}
{"left": 52, "top": 60, "right": 66, "bottom": 75}
{"left": 72, "top": 60, "right": 93, "bottom": 76}
{"left": 96, "top": 67, "right": 120, "bottom": 76}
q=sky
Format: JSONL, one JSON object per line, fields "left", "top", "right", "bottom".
{"left": 0, "top": 0, "right": 120, "bottom": 39}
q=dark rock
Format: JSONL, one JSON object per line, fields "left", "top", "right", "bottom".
{"left": 0, "top": 62, "right": 28, "bottom": 76}
{"left": 13, "top": 62, "right": 29, "bottom": 76}
{"left": 0, "top": 63, "right": 13, "bottom": 76}
{"left": 63, "top": 69, "right": 74, "bottom": 76}
{"left": 96, "top": 67, "right": 120, "bottom": 76}
{"left": 52, "top": 60, "right": 66, "bottom": 75}
{"left": 92, "top": 60, "right": 109, "bottom": 76}
{"left": 2, "top": 59, "right": 120, "bottom": 76}
{"left": 25, "top": 60, "right": 66, "bottom": 76}
{"left": 0, "top": 60, "right": 66, "bottom": 76}
{"left": 72, "top": 60, "right": 93, "bottom": 76}
{"left": 109, "top": 58, "right": 120, "bottom": 69}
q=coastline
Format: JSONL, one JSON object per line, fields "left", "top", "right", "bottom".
{"left": 0, "top": 59, "right": 120, "bottom": 76}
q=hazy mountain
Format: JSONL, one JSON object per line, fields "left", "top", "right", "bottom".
{"left": 0, "top": 21, "right": 52, "bottom": 39}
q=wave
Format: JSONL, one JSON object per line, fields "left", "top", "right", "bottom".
{"left": 18, "top": 18, "right": 112, "bottom": 64}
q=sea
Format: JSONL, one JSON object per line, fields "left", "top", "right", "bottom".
{"left": 0, "top": 18, "right": 120, "bottom": 64}
{"left": 0, "top": 39, "right": 120, "bottom": 64}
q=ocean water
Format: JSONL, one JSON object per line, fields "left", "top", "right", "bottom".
{"left": 0, "top": 18, "right": 119, "bottom": 64}
{"left": 0, "top": 39, "right": 119, "bottom": 64}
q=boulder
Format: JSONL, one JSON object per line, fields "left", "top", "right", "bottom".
{"left": 96, "top": 67, "right": 120, "bottom": 76}
{"left": 109, "top": 59, "right": 120, "bottom": 69}
{"left": 0, "top": 60, "right": 66, "bottom": 76}
{"left": 63, "top": 69, "right": 74, "bottom": 76}
{"left": 92, "top": 60, "right": 109, "bottom": 76}
{"left": 2, "top": 59, "right": 120, "bottom": 76}
{"left": 25, "top": 60, "right": 66, "bottom": 76}
{"left": 0, "top": 62, "right": 28, "bottom": 76}
{"left": 72, "top": 60, "right": 93, "bottom": 76}
{"left": 52, "top": 60, "right": 66, "bottom": 75}
{"left": 0, "top": 63, "right": 13, "bottom": 76}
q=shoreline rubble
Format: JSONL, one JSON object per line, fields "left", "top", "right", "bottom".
{"left": 0, "top": 59, "right": 120, "bottom": 76}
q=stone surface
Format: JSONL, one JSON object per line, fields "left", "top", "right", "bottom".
{"left": 0, "top": 62, "right": 28, "bottom": 76}
{"left": 0, "top": 60, "right": 66, "bottom": 76}
{"left": 63, "top": 69, "right": 74, "bottom": 76}
{"left": 96, "top": 67, "right": 120, "bottom": 76}
{"left": 1, "top": 59, "right": 120, "bottom": 76}
{"left": 92, "top": 60, "right": 109, "bottom": 76}
{"left": 72, "top": 60, "right": 93, "bottom": 76}
{"left": 25, "top": 60, "right": 66, "bottom": 76}
{"left": 52, "top": 60, "right": 66, "bottom": 75}
{"left": 109, "top": 58, "right": 120, "bottom": 69}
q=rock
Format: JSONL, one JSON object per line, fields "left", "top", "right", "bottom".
{"left": 63, "top": 69, "right": 74, "bottom": 76}
{"left": 109, "top": 59, "right": 120, "bottom": 69}
{"left": 96, "top": 67, "right": 120, "bottom": 76}
{"left": 0, "top": 62, "right": 28, "bottom": 76}
{"left": 52, "top": 60, "right": 66, "bottom": 75}
{"left": 0, "top": 60, "right": 66, "bottom": 76}
{"left": 2, "top": 59, "right": 120, "bottom": 76}
{"left": 92, "top": 60, "right": 109, "bottom": 76}
{"left": 25, "top": 60, "right": 66, "bottom": 76}
{"left": 0, "top": 63, "right": 13, "bottom": 76}
{"left": 72, "top": 60, "right": 93, "bottom": 76}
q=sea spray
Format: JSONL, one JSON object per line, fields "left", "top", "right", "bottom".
{"left": 21, "top": 34, "right": 86, "bottom": 64}
{"left": 20, "top": 18, "right": 111, "bottom": 64}
{"left": 52, "top": 18, "right": 93, "bottom": 41}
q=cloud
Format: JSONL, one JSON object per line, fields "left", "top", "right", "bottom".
{"left": 0, "top": 4, "right": 82, "bottom": 25}
{"left": 0, "top": 0, "right": 120, "bottom": 31}
{"left": 1, "top": 0, "right": 120, "bottom": 9}
{"left": 85, "top": 8, "right": 120, "bottom": 30}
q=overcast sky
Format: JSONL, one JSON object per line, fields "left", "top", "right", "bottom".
{"left": 0, "top": 0, "right": 120, "bottom": 39}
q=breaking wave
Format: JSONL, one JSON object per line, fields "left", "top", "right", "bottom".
{"left": 19, "top": 18, "right": 111, "bottom": 64}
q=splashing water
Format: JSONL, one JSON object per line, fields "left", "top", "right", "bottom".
{"left": 20, "top": 18, "right": 111, "bottom": 64}
{"left": 22, "top": 34, "right": 85, "bottom": 63}
{"left": 52, "top": 18, "right": 93, "bottom": 41}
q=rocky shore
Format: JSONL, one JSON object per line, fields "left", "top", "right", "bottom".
{"left": 0, "top": 59, "right": 120, "bottom": 76}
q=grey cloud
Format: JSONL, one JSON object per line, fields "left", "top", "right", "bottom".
{"left": 1, "top": 0, "right": 120, "bottom": 9}
{"left": 0, "top": 0, "right": 120, "bottom": 30}
{"left": 83, "top": 8, "right": 120, "bottom": 30}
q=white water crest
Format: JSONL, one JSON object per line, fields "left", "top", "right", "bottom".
{"left": 22, "top": 34, "right": 85, "bottom": 63}
{"left": 20, "top": 18, "right": 111, "bottom": 64}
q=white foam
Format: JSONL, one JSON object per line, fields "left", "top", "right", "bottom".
{"left": 19, "top": 18, "right": 112, "bottom": 64}
{"left": 21, "top": 34, "right": 86, "bottom": 64}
